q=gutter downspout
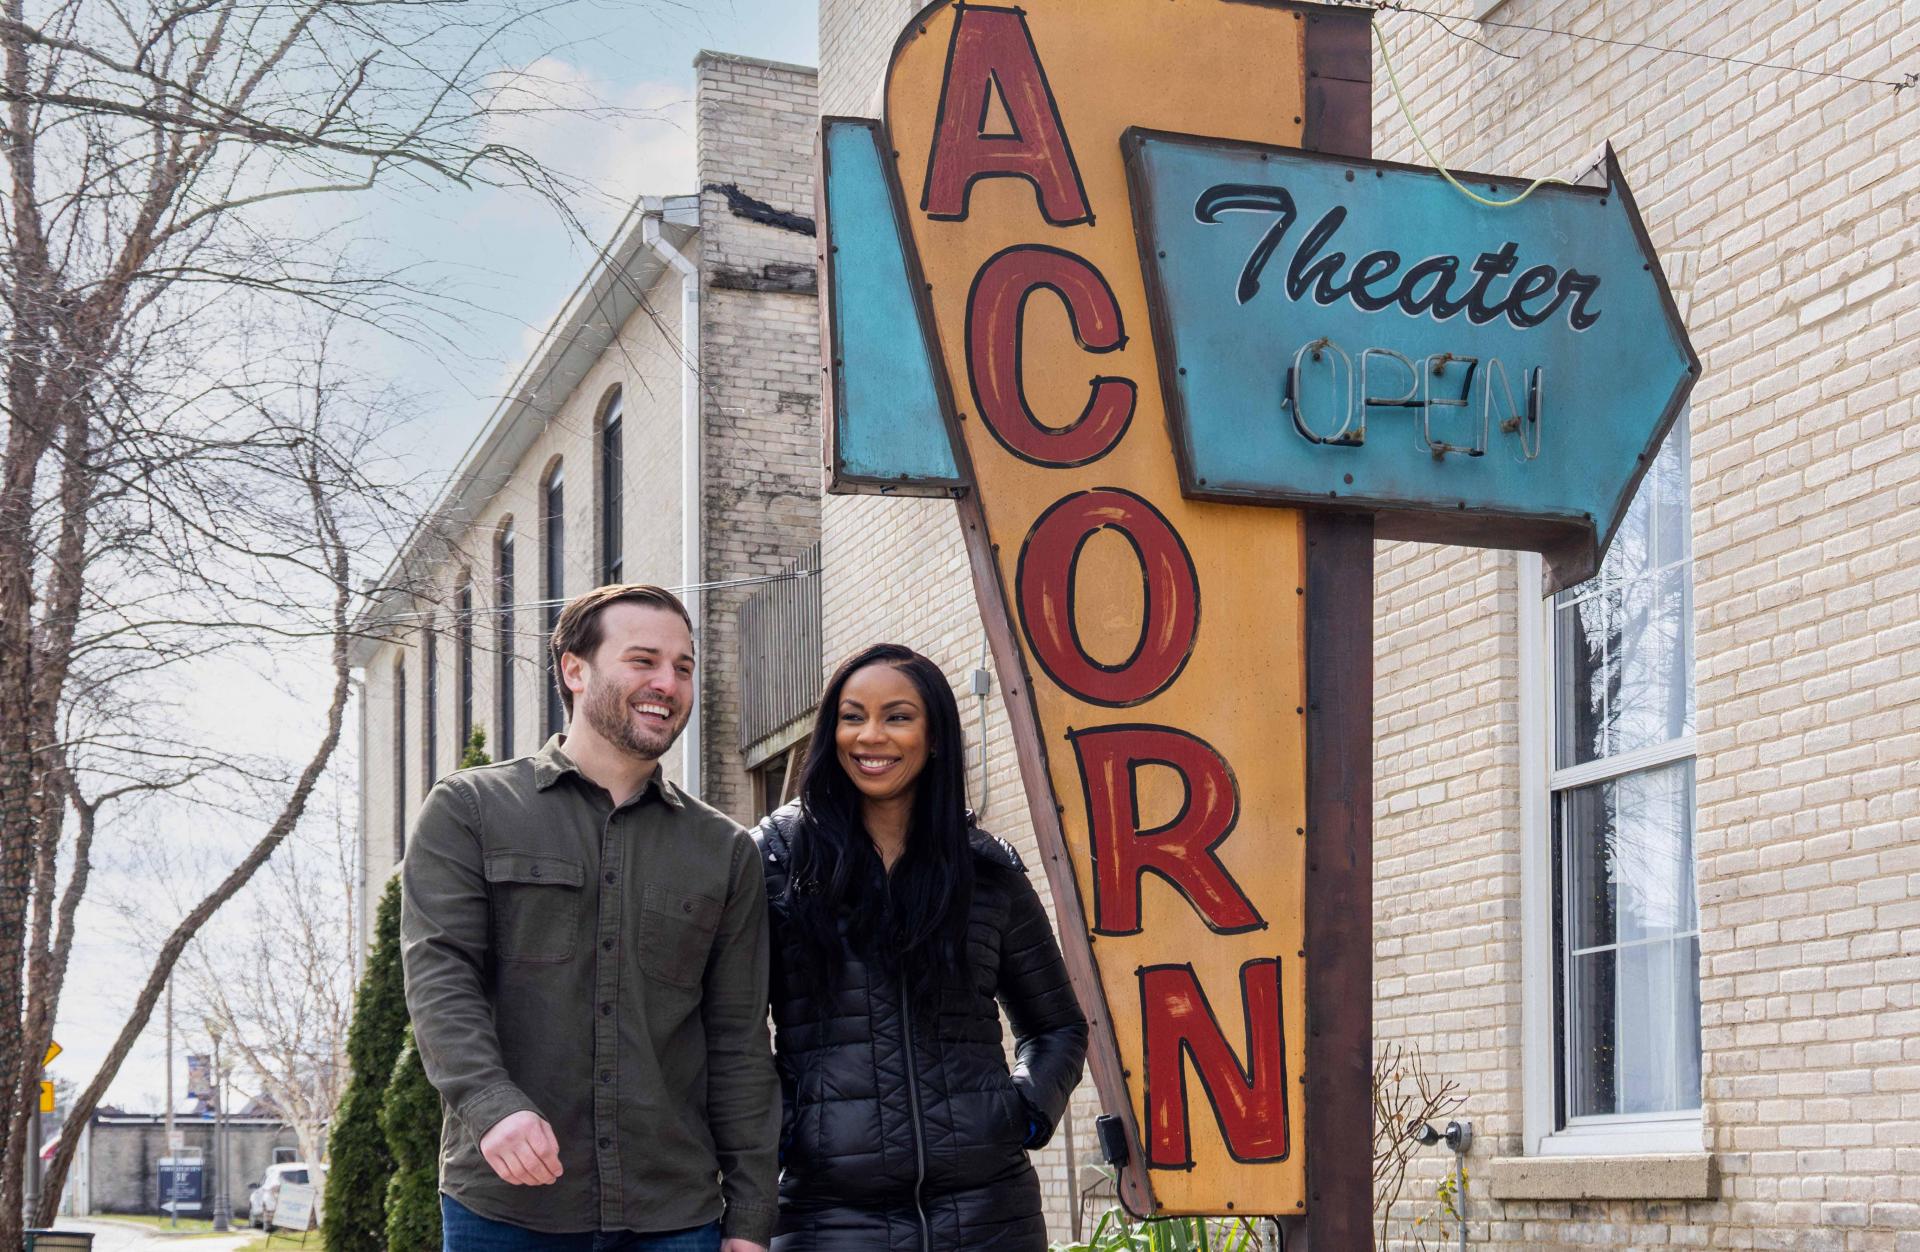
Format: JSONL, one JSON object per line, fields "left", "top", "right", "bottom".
{"left": 642, "top": 203, "right": 703, "bottom": 798}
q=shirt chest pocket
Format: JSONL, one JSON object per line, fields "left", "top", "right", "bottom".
{"left": 484, "top": 853, "right": 585, "bottom": 964}
{"left": 638, "top": 883, "right": 722, "bottom": 988}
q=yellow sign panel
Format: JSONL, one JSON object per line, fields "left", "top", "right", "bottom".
{"left": 44, "top": 1040, "right": 61, "bottom": 1067}
{"left": 883, "top": 0, "right": 1312, "bottom": 1215}
{"left": 39, "top": 1081, "right": 54, "bottom": 1113}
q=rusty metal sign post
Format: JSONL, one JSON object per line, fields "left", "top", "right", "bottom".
{"left": 817, "top": 1, "right": 1695, "bottom": 1244}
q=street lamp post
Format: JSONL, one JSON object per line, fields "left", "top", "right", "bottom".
{"left": 209, "top": 1028, "right": 230, "bottom": 1232}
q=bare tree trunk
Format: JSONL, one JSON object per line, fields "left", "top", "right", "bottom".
{"left": 0, "top": 0, "right": 658, "bottom": 1235}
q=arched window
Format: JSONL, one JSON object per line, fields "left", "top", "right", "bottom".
{"left": 542, "top": 463, "right": 566, "bottom": 738}
{"left": 600, "top": 389, "right": 624, "bottom": 585}
{"left": 422, "top": 621, "right": 438, "bottom": 785}
{"left": 456, "top": 580, "right": 474, "bottom": 761}
{"left": 392, "top": 658, "right": 408, "bottom": 858}
{"left": 496, "top": 519, "right": 516, "bottom": 757}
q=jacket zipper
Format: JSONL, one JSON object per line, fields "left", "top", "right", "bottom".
{"left": 899, "top": 969, "right": 931, "bottom": 1252}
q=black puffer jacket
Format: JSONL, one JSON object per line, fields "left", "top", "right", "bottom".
{"left": 753, "top": 802, "right": 1088, "bottom": 1252}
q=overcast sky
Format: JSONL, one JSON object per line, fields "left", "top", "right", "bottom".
{"left": 56, "top": 0, "right": 819, "bottom": 1122}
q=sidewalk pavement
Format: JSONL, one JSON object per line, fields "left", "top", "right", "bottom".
{"left": 39, "top": 1218, "right": 260, "bottom": 1252}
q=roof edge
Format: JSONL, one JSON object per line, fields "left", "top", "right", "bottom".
{"left": 693, "top": 49, "right": 819, "bottom": 79}
{"left": 348, "top": 197, "right": 700, "bottom": 665}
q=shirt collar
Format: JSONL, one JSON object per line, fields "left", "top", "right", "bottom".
{"left": 533, "top": 734, "right": 684, "bottom": 809}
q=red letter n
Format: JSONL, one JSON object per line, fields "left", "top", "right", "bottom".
{"left": 922, "top": 5, "right": 1092, "bottom": 225}
{"left": 1141, "top": 959, "right": 1292, "bottom": 1169}
{"left": 1071, "top": 725, "right": 1262, "bottom": 936}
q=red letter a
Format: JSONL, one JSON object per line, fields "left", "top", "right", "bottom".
{"left": 922, "top": 6, "right": 1091, "bottom": 225}
{"left": 1141, "top": 959, "right": 1292, "bottom": 1168}
{"left": 1071, "top": 725, "right": 1263, "bottom": 936}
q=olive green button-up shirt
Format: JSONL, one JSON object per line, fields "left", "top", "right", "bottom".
{"left": 400, "top": 736, "right": 778, "bottom": 1242}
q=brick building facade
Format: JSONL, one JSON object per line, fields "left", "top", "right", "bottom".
{"left": 349, "top": 53, "right": 822, "bottom": 942}
{"left": 816, "top": 0, "right": 1920, "bottom": 1247}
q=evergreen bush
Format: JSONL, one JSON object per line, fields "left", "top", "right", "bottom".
{"left": 375, "top": 726, "right": 485, "bottom": 1250}
{"left": 382, "top": 1029, "right": 442, "bottom": 1252}
{"left": 459, "top": 726, "right": 488, "bottom": 770}
{"left": 323, "top": 876, "right": 407, "bottom": 1252}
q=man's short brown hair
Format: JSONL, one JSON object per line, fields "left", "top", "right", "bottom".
{"left": 550, "top": 584, "right": 694, "bottom": 717}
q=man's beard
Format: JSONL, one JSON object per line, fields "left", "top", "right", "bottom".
{"left": 582, "top": 678, "right": 685, "bottom": 761}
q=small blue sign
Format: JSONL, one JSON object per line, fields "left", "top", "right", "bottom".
{"left": 1127, "top": 130, "right": 1697, "bottom": 589}
{"left": 157, "top": 1159, "right": 205, "bottom": 1213}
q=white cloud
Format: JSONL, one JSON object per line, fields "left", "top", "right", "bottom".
{"left": 481, "top": 57, "right": 698, "bottom": 230}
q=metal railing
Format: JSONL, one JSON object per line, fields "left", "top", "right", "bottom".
{"left": 738, "top": 542, "right": 822, "bottom": 750}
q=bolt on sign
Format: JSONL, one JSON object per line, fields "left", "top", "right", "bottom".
{"left": 818, "top": 0, "right": 1695, "bottom": 1233}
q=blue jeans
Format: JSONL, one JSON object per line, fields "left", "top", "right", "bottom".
{"left": 441, "top": 1196, "right": 723, "bottom": 1251}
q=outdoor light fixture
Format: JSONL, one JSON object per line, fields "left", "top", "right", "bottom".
{"left": 1408, "top": 1119, "right": 1472, "bottom": 1153}
{"left": 1407, "top": 1120, "right": 1472, "bottom": 1252}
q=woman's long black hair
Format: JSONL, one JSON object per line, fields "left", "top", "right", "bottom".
{"left": 784, "top": 644, "right": 976, "bottom": 1011}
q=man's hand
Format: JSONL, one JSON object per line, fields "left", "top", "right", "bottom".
{"left": 720, "top": 1241, "right": 768, "bottom": 1252}
{"left": 479, "top": 1110, "right": 563, "bottom": 1186}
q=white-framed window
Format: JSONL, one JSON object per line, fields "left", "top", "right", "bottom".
{"left": 1520, "top": 415, "right": 1701, "bottom": 1156}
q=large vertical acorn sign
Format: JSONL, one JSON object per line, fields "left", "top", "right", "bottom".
{"left": 818, "top": 0, "right": 1696, "bottom": 1228}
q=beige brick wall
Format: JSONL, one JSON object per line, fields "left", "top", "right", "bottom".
{"left": 1370, "top": 1, "right": 1920, "bottom": 1248}
{"left": 817, "top": 0, "right": 1920, "bottom": 1248}
{"left": 695, "top": 53, "right": 824, "bottom": 819}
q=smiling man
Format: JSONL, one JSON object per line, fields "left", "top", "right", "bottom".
{"left": 402, "top": 585, "right": 778, "bottom": 1252}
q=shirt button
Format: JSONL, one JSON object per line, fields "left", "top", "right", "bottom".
{"left": 681, "top": 901, "right": 693, "bottom": 913}
{"left": 600, "top": 1002, "right": 612, "bottom": 1016}
{"left": 599, "top": 1070, "right": 612, "bottom": 1083}
{"left": 530, "top": 865, "right": 542, "bottom": 878}
{"left": 604, "top": 871, "right": 616, "bottom": 885}
{"left": 598, "top": 1137, "right": 611, "bottom": 1149}
{"left": 601, "top": 938, "right": 614, "bottom": 952}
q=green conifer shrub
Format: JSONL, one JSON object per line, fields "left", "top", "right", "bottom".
{"left": 459, "top": 726, "right": 488, "bottom": 770}
{"left": 381, "top": 1029, "right": 442, "bottom": 1252}
{"left": 376, "top": 726, "right": 487, "bottom": 1249}
{"left": 322, "top": 877, "right": 407, "bottom": 1252}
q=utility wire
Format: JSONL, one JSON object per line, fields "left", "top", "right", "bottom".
{"left": 366, "top": 566, "right": 822, "bottom": 630}
{"left": 1373, "top": 22, "right": 1566, "bottom": 207}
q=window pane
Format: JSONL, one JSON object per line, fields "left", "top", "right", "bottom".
{"left": 1558, "top": 760, "right": 1699, "bottom": 1119}
{"left": 1564, "top": 762, "right": 1696, "bottom": 950}
{"left": 1554, "top": 589, "right": 1615, "bottom": 769}
{"left": 1610, "top": 566, "right": 1691, "bottom": 757}
{"left": 1554, "top": 419, "right": 1693, "bottom": 768}
{"left": 1652, "top": 425, "right": 1691, "bottom": 569}
{"left": 1569, "top": 937, "right": 1701, "bottom": 1118}
{"left": 497, "top": 530, "right": 516, "bottom": 758}
{"left": 1566, "top": 947, "right": 1615, "bottom": 1115}
{"left": 544, "top": 476, "right": 565, "bottom": 738}
{"left": 393, "top": 663, "right": 407, "bottom": 858}
{"left": 602, "top": 401, "right": 623, "bottom": 586}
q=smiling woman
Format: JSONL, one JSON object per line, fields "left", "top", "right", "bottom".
{"left": 833, "top": 664, "right": 933, "bottom": 862}
{"left": 754, "top": 643, "right": 1088, "bottom": 1252}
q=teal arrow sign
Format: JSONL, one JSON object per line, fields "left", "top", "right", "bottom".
{"left": 1126, "top": 130, "right": 1698, "bottom": 592}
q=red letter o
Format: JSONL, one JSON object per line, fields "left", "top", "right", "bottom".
{"left": 1015, "top": 489, "right": 1199, "bottom": 706}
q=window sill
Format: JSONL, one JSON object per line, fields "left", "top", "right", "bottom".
{"left": 1472, "top": 0, "right": 1510, "bottom": 16}
{"left": 1485, "top": 1153, "right": 1716, "bottom": 1201}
